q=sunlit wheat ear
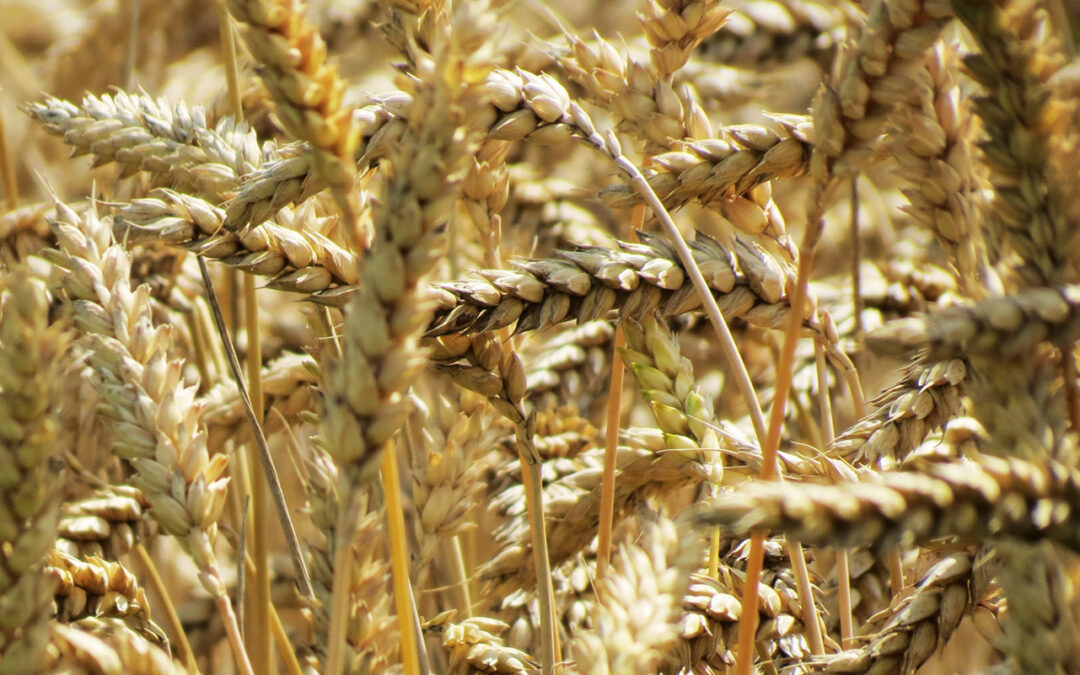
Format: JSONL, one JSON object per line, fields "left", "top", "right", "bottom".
{"left": 426, "top": 232, "right": 841, "bottom": 360}
{"left": 0, "top": 267, "right": 69, "bottom": 674}
{"left": 44, "top": 202, "right": 250, "bottom": 674}
{"left": 25, "top": 92, "right": 262, "bottom": 200}
{"left": 887, "top": 43, "right": 987, "bottom": 292}
{"left": 830, "top": 359, "right": 968, "bottom": 471}
{"left": 571, "top": 515, "right": 698, "bottom": 674}
{"left": 115, "top": 190, "right": 359, "bottom": 296}
{"left": 46, "top": 550, "right": 161, "bottom": 638}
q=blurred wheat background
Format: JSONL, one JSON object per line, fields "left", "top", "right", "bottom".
{"left": 2, "top": 0, "right": 1080, "bottom": 673}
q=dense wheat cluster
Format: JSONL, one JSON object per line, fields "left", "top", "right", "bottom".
{"left": 3, "top": 0, "right": 1080, "bottom": 672}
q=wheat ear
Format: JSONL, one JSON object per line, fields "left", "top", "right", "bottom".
{"left": 45, "top": 203, "right": 252, "bottom": 675}
{"left": 0, "top": 268, "right": 69, "bottom": 674}
{"left": 952, "top": 0, "right": 1079, "bottom": 286}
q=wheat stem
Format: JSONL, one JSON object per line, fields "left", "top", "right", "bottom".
{"left": 596, "top": 327, "right": 625, "bottom": 580}
{"left": 815, "top": 339, "right": 851, "bottom": 650}
{"left": 197, "top": 255, "right": 315, "bottom": 599}
{"left": 382, "top": 440, "right": 420, "bottom": 675}
{"left": 0, "top": 107, "right": 16, "bottom": 210}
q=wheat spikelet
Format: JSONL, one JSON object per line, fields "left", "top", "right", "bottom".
{"left": 830, "top": 359, "right": 967, "bottom": 470}
{"left": 810, "top": 0, "right": 954, "bottom": 186}
{"left": 0, "top": 267, "right": 69, "bottom": 674}
{"left": 820, "top": 552, "right": 975, "bottom": 675}
{"left": 426, "top": 613, "right": 538, "bottom": 675}
{"left": 887, "top": 43, "right": 987, "bottom": 290}
{"left": 55, "top": 488, "right": 145, "bottom": 560}
{"left": 46, "top": 550, "right": 162, "bottom": 640}
{"left": 428, "top": 333, "right": 529, "bottom": 425}
{"left": 301, "top": 446, "right": 396, "bottom": 672}
{"left": 994, "top": 542, "right": 1080, "bottom": 673}
{"left": 47, "top": 617, "right": 185, "bottom": 675}
{"left": 410, "top": 395, "right": 493, "bottom": 565}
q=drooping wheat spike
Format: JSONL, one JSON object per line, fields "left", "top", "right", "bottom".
{"left": 830, "top": 359, "right": 967, "bottom": 470}
{"left": 560, "top": 25, "right": 802, "bottom": 262}
{"left": 952, "top": 0, "right": 1080, "bottom": 286}
{"left": 221, "top": 0, "right": 359, "bottom": 221}
{"left": 571, "top": 515, "right": 698, "bottom": 674}
{"left": 425, "top": 231, "right": 844, "bottom": 364}
{"left": 698, "top": 451, "right": 1080, "bottom": 554}
{"left": 114, "top": 190, "right": 358, "bottom": 297}
{"left": 321, "top": 1, "right": 496, "bottom": 484}
{"left": 47, "top": 617, "right": 185, "bottom": 675}
{"left": 819, "top": 552, "right": 975, "bottom": 675}
{"left": 867, "top": 285, "right": 1080, "bottom": 360}
{"left": 0, "top": 267, "right": 69, "bottom": 675}
{"left": 597, "top": 115, "right": 812, "bottom": 207}
{"left": 43, "top": 202, "right": 249, "bottom": 673}
{"left": 888, "top": 42, "right": 987, "bottom": 292}
{"left": 25, "top": 92, "right": 262, "bottom": 201}
{"left": 55, "top": 487, "right": 145, "bottom": 561}
{"left": 425, "top": 613, "right": 538, "bottom": 675}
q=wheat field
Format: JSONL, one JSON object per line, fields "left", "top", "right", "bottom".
{"left": 1, "top": 0, "right": 1078, "bottom": 673}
